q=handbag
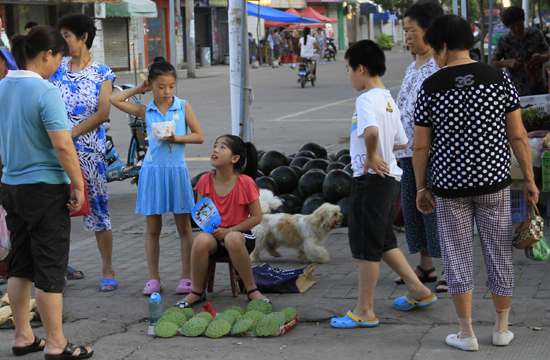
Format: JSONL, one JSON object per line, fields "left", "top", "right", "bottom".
{"left": 525, "top": 235, "right": 550, "bottom": 261}
{"left": 513, "top": 203, "right": 544, "bottom": 250}
{"left": 252, "top": 263, "right": 316, "bottom": 293}
{"left": 0, "top": 206, "right": 9, "bottom": 261}
{"left": 70, "top": 170, "right": 91, "bottom": 217}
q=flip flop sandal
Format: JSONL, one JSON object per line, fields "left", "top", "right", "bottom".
{"left": 66, "top": 266, "right": 84, "bottom": 280}
{"left": 143, "top": 279, "right": 162, "bottom": 295}
{"left": 176, "top": 279, "right": 193, "bottom": 294}
{"left": 44, "top": 341, "right": 93, "bottom": 360}
{"left": 394, "top": 265, "right": 437, "bottom": 285}
{"left": 247, "top": 288, "right": 272, "bottom": 304}
{"left": 436, "top": 272, "right": 448, "bottom": 293}
{"left": 12, "top": 335, "right": 45, "bottom": 356}
{"left": 394, "top": 293, "right": 438, "bottom": 311}
{"left": 331, "top": 310, "right": 379, "bottom": 329}
{"left": 100, "top": 278, "right": 118, "bottom": 292}
{"left": 176, "top": 290, "right": 206, "bottom": 308}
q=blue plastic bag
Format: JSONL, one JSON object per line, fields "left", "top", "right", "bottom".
{"left": 252, "top": 263, "right": 316, "bottom": 293}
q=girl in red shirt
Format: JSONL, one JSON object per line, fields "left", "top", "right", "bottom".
{"left": 176, "top": 135, "right": 271, "bottom": 308}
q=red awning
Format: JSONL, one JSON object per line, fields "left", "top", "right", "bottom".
{"left": 264, "top": 8, "right": 303, "bottom": 28}
{"left": 284, "top": 23, "right": 326, "bottom": 31}
{"left": 300, "top": 6, "right": 339, "bottom": 23}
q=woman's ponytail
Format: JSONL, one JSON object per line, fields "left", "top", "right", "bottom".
{"left": 10, "top": 35, "right": 28, "bottom": 70}
{"left": 242, "top": 142, "right": 258, "bottom": 180}
{"left": 304, "top": 27, "right": 311, "bottom": 46}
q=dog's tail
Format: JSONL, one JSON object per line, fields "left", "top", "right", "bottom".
{"left": 259, "top": 189, "right": 283, "bottom": 214}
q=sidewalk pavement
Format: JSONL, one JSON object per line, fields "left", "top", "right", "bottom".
{"left": 1, "top": 216, "right": 548, "bottom": 359}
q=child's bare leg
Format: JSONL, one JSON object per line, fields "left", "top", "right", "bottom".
{"left": 180, "top": 233, "right": 217, "bottom": 303}
{"left": 145, "top": 215, "right": 162, "bottom": 280}
{"left": 224, "top": 232, "right": 267, "bottom": 300}
{"left": 353, "top": 259, "right": 379, "bottom": 322}
{"left": 174, "top": 213, "right": 194, "bottom": 280}
{"left": 382, "top": 248, "right": 432, "bottom": 300}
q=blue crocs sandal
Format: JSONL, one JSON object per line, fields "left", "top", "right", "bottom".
{"left": 331, "top": 310, "right": 379, "bottom": 328}
{"left": 394, "top": 293, "right": 437, "bottom": 311}
{"left": 100, "top": 278, "right": 118, "bottom": 292}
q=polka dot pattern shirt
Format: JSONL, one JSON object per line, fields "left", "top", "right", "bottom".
{"left": 414, "top": 62, "right": 520, "bottom": 198}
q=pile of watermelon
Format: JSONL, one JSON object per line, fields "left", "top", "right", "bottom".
{"left": 190, "top": 142, "right": 352, "bottom": 227}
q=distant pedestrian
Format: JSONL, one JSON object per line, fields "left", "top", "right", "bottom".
{"left": 272, "top": 29, "right": 282, "bottom": 66}
{"left": 290, "top": 30, "right": 300, "bottom": 69}
{"left": 24, "top": 21, "right": 37, "bottom": 34}
{"left": 0, "top": 25, "right": 93, "bottom": 359}
{"left": 315, "top": 28, "right": 327, "bottom": 64}
{"left": 331, "top": 40, "right": 437, "bottom": 330}
{"left": 110, "top": 60, "right": 204, "bottom": 296}
{"left": 415, "top": 14, "right": 538, "bottom": 351}
{"left": 298, "top": 27, "right": 321, "bottom": 79}
{"left": 267, "top": 29, "right": 274, "bottom": 64}
{"left": 176, "top": 135, "right": 271, "bottom": 308}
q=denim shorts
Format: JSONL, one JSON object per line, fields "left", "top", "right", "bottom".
{"left": 2, "top": 183, "right": 71, "bottom": 293}
{"left": 348, "top": 174, "right": 400, "bottom": 262}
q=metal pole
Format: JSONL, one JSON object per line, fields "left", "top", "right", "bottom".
{"left": 452, "top": 0, "right": 458, "bottom": 15}
{"left": 488, "top": 0, "right": 494, "bottom": 65}
{"left": 186, "top": 0, "right": 196, "bottom": 78}
{"left": 169, "top": 0, "right": 176, "bottom": 66}
{"left": 241, "top": 0, "right": 252, "bottom": 142}
{"left": 461, "top": 0, "right": 467, "bottom": 19}
{"left": 523, "top": 0, "right": 530, "bottom": 28}
{"left": 229, "top": 0, "right": 243, "bottom": 136}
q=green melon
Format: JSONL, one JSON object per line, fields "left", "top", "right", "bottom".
{"left": 298, "top": 169, "right": 326, "bottom": 199}
{"left": 338, "top": 154, "right": 351, "bottom": 165}
{"left": 299, "top": 142, "right": 327, "bottom": 159}
{"left": 258, "top": 150, "right": 288, "bottom": 175}
{"left": 278, "top": 194, "right": 303, "bottom": 214}
{"left": 322, "top": 169, "right": 352, "bottom": 204}
{"left": 303, "top": 159, "right": 330, "bottom": 173}
{"left": 296, "top": 150, "right": 316, "bottom": 159}
{"left": 269, "top": 166, "right": 299, "bottom": 194}
{"left": 337, "top": 197, "right": 349, "bottom": 227}
{"left": 301, "top": 193, "right": 328, "bottom": 215}
{"left": 326, "top": 162, "right": 345, "bottom": 172}
{"left": 256, "top": 176, "right": 279, "bottom": 195}
{"left": 289, "top": 157, "right": 311, "bottom": 168}
{"left": 343, "top": 163, "right": 353, "bottom": 176}
{"left": 291, "top": 166, "right": 304, "bottom": 179}
{"left": 335, "top": 149, "right": 350, "bottom": 159}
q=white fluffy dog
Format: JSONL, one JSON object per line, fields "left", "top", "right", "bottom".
{"left": 252, "top": 192, "right": 343, "bottom": 263}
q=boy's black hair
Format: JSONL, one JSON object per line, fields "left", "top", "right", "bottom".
{"left": 403, "top": 1, "right": 444, "bottom": 30}
{"left": 344, "top": 40, "right": 386, "bottom": 76}
{"left": 501, "top": 5, "right": 525, "bottom": 27}
{"left": 273, "top": 29, "right": 278, "bottom": 33}
{"left": 148, "top": 61, "right": 177, "bottom": 83}
{"left": 423, "top": 14, "right": 474, "bottom": 54}
{"left": 57, "top": 14, "right": 96, "bottom": 49}
{"left": 217, "top": 135, "right": 258, "bottom": 180}
{"left": 24, "top": 21, "right": 38, "bottom": 30}
{"left": 11, "top": 26, "right": 69, "bottom": 70}
{"left": 153, "top": 56, "right": 166, "bottom": 62}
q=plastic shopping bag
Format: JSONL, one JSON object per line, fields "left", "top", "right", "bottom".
{"left": 146, "top": 121, "right": 176, "bottom": 146}
{"left": 525, "top": 235, "right": 550, "bottom": 261}
{"left": 0, "top": 206, "right": 9, "bottom": 261}
{"left": 252, "top": 263, "right": 316, "bottom": 293}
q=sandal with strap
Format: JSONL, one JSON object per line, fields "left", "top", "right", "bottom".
{"left": 176, "top": 290, "right": 206, "bottom": 309}
{"left": 247, "top": 288, "right": 272, "bottom": 304}
{"left": 44, "top": 341, "right": 94, "bottom": 360}
{"left": 394, "top": 265, "right": 437, "bottom": 285}
{"left": 12, "top": 335, "right": 45, "bottom": 356}
{"left": 436, "top": 271, "right": 448, "bottom": 293}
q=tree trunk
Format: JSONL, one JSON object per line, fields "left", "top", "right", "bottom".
{"left": 479, "top": 0, "right": 486, "bottom": 63}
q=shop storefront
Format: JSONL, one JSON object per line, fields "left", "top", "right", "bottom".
{"left": 306, "top": 0, "right": 344, "bottom": 50}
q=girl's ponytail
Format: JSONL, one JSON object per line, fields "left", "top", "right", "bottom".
{"left": 242, "top": 142, "right": 258, "bottom": 180}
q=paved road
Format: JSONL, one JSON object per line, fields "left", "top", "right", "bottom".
{"left": 2, "top": 50, "right": 548, "bottom": 359}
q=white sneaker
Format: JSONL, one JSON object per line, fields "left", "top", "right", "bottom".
{"left": 493, "top": 330, "right": 514, "bottom": 346}
{"left": 445, "top": 333, "right": 479, "bottom": 351}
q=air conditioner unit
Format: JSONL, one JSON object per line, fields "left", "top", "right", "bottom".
{"left": 359, "top": 15, "right": 367, "bottom": 25}
{"left": 95, "top": 4, "right": 106, "bottom": 19}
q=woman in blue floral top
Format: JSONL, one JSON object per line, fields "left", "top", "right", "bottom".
{"left": 51, "top": 14, "right": 117, "bottom": 292}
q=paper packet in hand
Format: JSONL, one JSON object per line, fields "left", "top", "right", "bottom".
{"left": 146, "top": 121, "right": 176, "bottom": 145}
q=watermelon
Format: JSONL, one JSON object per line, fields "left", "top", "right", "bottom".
{"left": 326, "top": 162, "right": 345, "bottom": 172}
{"left": 298, "top": 169, "right": 326, "bottom": 199}
{"left": 296, "top": 150, "right": 316, "bottom": 159}
{"left": 278, "top": 194, "right": 303, "bottom": 214}
{"left": 256, "top": 176, "right": 279, "bottom": 195}
{"left": 338, "top": 154, "right": 351, "bottom": 165}
{"left": 257, "top": 150, "right": 266, "bottom": 161}
{"left": 274, "top": 200, "right": 291, "bottom": 214}
{"left": 299, "top": 142, "right": 327, "bottom": 159}
{"left": 337, "top": 197, "right": 349, "bottom": 227}
{"left": 328, "top": 152, "right": 338, "bottom": 161}
{"left": 258, "top": 151, "right": 288, "bottom": 175}
{"left": 289, "top": 157, "right": 311, "bottom": 168}
{"left": 269, "top": 166, "right": 299, "bottom": 194}
{"left": 336, "top": 149, "right": 350, "bottom": 159}
{"left": 290, "top": 187, "right": 304, "bottom": 201}
{"left": 301, "top": 193, "right": 328, "bottom": 215}
{"left": 303, "top": 159, "right": 330, "bottom": 173}
{"left": 289, "top": 153, "right": 297, "bottom": 158}
{"left": 323, "top": 170, "right": 352, "bottom": 204}
{"left": 343, "top": 163, "right": 353, "bottom": 176}
{"left": 257, "top": 170, "right": 265, "bottom": 178}
{"left": 291, "top": 166, "right": 304, "bottom": 179}
{"left": 287, "top": 157, "right": 294, "bottom": 165}
{"left": 191, "top": 171, "right": 211, "bottom": 188}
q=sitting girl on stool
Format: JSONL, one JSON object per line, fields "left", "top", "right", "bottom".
{"left": 177, "top": 135, "right": 271, "bottom": 308}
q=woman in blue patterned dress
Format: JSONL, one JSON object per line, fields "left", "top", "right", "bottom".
{"left": 50, "top": 14, "right": 117, "bottom": 292}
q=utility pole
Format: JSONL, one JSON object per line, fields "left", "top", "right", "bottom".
{"left": 169, "top": 0, "right": 176, "bottom": 66}
{"left": 186, "top": 0, "right": 196, "bottom": 78}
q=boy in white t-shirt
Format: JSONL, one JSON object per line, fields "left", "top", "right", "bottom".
{"left": 331, "top": 40, "right": 438, "bottom": 329}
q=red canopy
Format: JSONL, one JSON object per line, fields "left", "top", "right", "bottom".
{"left": 264, "top": 8, "right": 303, "bottom": 28}
{"left": 300, "top": 6, "right": 338, "bottom": 23}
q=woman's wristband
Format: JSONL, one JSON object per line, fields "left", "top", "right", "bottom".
{"left": 417, "top": 187, "right": 429, "bottom": 194}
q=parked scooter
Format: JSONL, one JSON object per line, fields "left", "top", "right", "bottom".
{"left": 297, "top": 58, "right": 316, "bottom": 88}
{"left": 326, "top": 38, "right": 337, "bottom": 61}
{"left": 105, "top": 84, "right": 148, "bottom": 185}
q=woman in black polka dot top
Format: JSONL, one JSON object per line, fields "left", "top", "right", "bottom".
{"left": 411, "top": 15, "right": 539, "bottom": 352}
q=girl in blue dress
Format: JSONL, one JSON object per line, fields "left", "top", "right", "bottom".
{"left": 110, "top": 61, "right": 204, "bottom": 295}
